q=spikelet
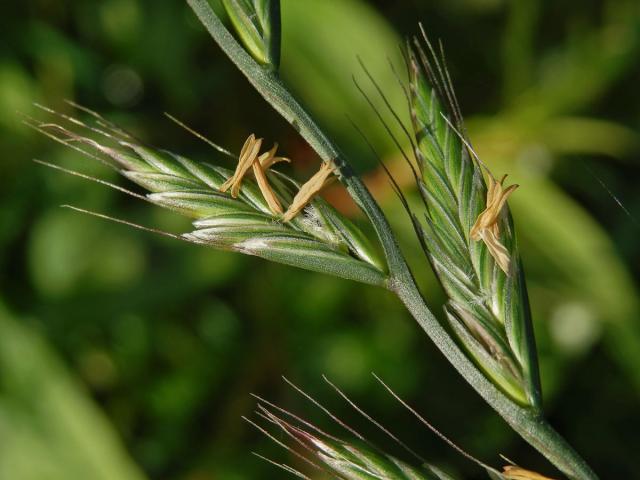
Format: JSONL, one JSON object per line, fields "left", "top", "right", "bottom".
{"left": 250, "top": 400, "right": 453, "bottom": 480}
{"left": 29, "top": 105, "right": 387, "bottom": 287}
{"left": 406, "top": 30, "right": 541, "bottom": 407}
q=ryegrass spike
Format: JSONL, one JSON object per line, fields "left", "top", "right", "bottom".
{"left": 406, "top": 32, "right": 542, "bottom": 407}
{"left": 33, "top": 106, "right": 388, "bottom": 287}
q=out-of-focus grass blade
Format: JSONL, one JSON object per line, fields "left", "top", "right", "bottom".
{"left": 280, "top": 0, "right": 406, "bottom": 160}
{"left": 0, "top": 301, "right": 146, "bottom": 480}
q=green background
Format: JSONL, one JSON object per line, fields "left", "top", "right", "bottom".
{"left": 1, "top": 0, "right": 639, "bottom": 478}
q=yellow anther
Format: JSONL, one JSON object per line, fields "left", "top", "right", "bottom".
{"left": 259, "top": 142, "right": 290, "bottom": 170}
{"left": 502, "top": 465, "right": 556, "bottom": 480}
{"left": 220, "top": 134, "right": 263, "bottom": 197}
{"left": 253, "top": 158, "right": 283, "bottom": 215}
{"left": 470, "top": 174, "right": 518, "bottom": 274}
{"left": 283, "top": 162, "right": 336, "bottom": 222}
{"left": 221, "top": 136, "right": 336, "bottom": 220}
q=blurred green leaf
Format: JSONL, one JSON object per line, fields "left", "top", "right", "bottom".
{"left": 0, "top": 302, "right": 146, "bottom": 480}
{"left": 0, "top": 63, "right": 39, "bottom": 135}
{"left": 280, "top": 0, "right": 407, "bottom": 161}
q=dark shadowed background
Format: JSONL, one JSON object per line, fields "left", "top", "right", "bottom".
{"left": 1, "top": 0, "right": 639, "bottom": 478}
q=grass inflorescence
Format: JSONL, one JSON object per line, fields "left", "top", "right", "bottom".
{"left": 28, "top": 1, "right": 601, "bottom": 476}
{"left": 248, "top": 376, "right": 556, "bottom": 480}
{"left": 27, "top": 103, "right": 387, "bottom": 287}
{"left": 403, "top": 30, "right": 541, "bottom": 407}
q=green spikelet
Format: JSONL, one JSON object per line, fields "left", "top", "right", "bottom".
{"left": 406, "top": 32, "right": 541, "bottom": 408}
{"left": 31, "top": 109, "right": 386, "bottom": 287}
{"left": 252, "top": 402, "right": 458, "bottom": 480}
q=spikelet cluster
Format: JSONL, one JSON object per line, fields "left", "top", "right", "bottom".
{"left": 406, "top": 31, "right": 541, "bottom": 407}
{"left": 29, "top": 105, "right": 386, "bottom": 287}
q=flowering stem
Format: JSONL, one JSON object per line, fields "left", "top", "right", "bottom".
{"left": 185, "top": 1, "right": 597, "bottom": 478}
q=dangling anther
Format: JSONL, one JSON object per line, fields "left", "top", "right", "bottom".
{"left": 253, "top": 143, "right": 289, "bottom": 215}
{"left": 470, "top": 174, "right": 518, "bottom": 274}
{"left": 283, "top": 162, "right": 336, "bottom": 222}
{"left": 220, "top": 134, "right": 263, "bottom": 197}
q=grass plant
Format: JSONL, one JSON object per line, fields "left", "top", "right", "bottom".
{"left": 31, "top": 1, "right": 603, "bottom": 479}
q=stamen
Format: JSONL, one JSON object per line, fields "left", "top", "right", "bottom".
{"left": 220, "top": 136, "right": 335, "bottom": 221}
{"left": 220, "top": 134, "right": 263, "bottom": 197}
{"left": 220, "top": 137, "right": 289, "bottom": 213}
{"left": 259, "top": 142, "right": 290, "bottom": 170}
{"left": 478, "top": 228, "right": 511, "bottom": 273}
{"left": 282, "top": 162, "right": 336, "bottom": 222}
{"left": 470, "top": 174, "right": 518, "bottom": 274}
{"left": 502, "top": 465, "right": 556, "bottom": 480}
{"left": 252, "top": 157, "right": 283, "bottom": 214}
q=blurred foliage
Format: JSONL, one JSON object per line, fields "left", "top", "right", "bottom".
{"left": 0, "top": 302, "right": 145, "bottom": 480}
{"left": 1, "top": 0, "right": 639, "bottom": 479}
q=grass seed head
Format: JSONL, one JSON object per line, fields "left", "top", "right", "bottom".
{"left": 31, "top": 107, "right": 387, "bottom": 287}
{"left": 470, "top": 175, "right": 518, "bottom": 273}
{"left": 252, "top": 400, "right": 438, "bottom": 480}
{"left": 406, "top": 33, "right": 541, "bottom": 408}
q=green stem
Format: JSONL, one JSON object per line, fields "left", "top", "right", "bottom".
{"left": 185, "top": 1, "right": 598, "bottom": 478}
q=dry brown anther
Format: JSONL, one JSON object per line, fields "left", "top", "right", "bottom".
{"left": 502, "top": 465, "right": 556, "bottom": 480}
{"left": 283, "top": 162, "right": 336, "bottom": 222}
{"left": 220, "top": 135, "right": 291, "bottom": 215}
{"left": 470, "top": 174, "right": 518, "bottom": 274}
{"left": 221, "top": 135, "right": 336, "bottom": 220}
{"left": 220, "top": 134, "right": 263, "bottom": 197}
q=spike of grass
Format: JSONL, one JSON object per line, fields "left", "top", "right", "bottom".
{"left": 251, "top": 380, "right": 559, "bottom": 480}
{"left": 252, "top": 401, "right": 456, "bottom": 480}
{"left": 30, "top": 3, "right": 600, "bottom": 477}
{"left": 406, "top": 34, "right": 541, "bottom": 408}
{"left": 29, "top": 111, "right": 387, "bottom": 287}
